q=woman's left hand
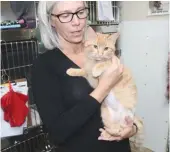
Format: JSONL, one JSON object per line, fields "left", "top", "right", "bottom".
{"left": 98, "top": 116, "right": 137, "bottom": 141}
{"left": 98, "top": 125, "right": 136, "bottom": 141}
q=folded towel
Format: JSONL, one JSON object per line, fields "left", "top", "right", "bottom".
{"left": 97, "top": 1, "right": 114, "bottom": 21}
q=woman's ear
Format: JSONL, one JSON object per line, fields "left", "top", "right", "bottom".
{"left": 50, "top": 16, "right": 56, "bottom": 28}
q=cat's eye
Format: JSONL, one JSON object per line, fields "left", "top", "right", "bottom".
{"left": 104, "top": 47, "right": 109, "bottom": 50}
{"left": 93, "top": 45, "right": 98, "bottom": 49}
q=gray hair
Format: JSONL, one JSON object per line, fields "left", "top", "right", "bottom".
{"left": 38, "top": 1, "right": 59, "bottom": 50}
{"left": 37, "top": 1, "right": 88, "bottom": 51}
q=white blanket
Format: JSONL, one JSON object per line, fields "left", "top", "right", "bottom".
{"left": 97, "top": 1, "right": 114, "bottom": 21}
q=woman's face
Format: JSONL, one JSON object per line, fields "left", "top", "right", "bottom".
{"left": 51, "top": 1, "right": 87, "bottom": 44}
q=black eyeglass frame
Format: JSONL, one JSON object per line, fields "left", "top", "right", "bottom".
{"left": 51, "top": 7, "right": 89, "bottom": 23}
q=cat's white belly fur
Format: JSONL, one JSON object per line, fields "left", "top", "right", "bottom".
{"left": 104, "top": 91, "right": 134, "bottom": 127}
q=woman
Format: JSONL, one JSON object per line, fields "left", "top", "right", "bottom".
{"left": 31, "top": 1, "right": 138, "bottom": 152}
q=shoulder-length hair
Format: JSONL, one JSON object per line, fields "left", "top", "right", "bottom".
{"left": 37, "top": 1, "right": 88, "bottom": 51}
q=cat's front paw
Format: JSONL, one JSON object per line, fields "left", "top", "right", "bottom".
{"left": 66, "top": 68, "right": 75, "bottom": 76}
{"left": 66, "top": 68, "right": 86, "bottom": 77}
{"left": 92, "top": 68, "right": 103, "bottom": 77}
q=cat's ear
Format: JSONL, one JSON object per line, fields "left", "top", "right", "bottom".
{"left": 107, "top": 32, "right": 120, "bottom": 43}
{"left": 96, "top": 32, "right": 103, "bottom": 36}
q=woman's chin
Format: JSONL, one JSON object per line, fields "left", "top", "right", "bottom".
{"left": 71, "top": 36, "right": 84, "bottom": 44}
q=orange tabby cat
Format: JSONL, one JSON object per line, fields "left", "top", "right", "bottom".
{"left": 66, "top": 32, "right": 144, "bottom": 150}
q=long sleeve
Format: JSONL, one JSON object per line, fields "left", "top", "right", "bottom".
{"left": 31, "top": 58, "right": 100, "bottom": 145}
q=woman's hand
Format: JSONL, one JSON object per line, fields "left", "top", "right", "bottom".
{"left": 98, "top": 56, "right": 123, "bottom": 92}
{"left": 90, "top": 56, "right": 123, "bottom": 103}
{"left": 98, "top": 125, "right": 137, "bottom": 141}
{"left": 98, "top": 116, "right": 137, "bottom": 141}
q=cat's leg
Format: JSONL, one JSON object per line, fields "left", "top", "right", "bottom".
{"left": 92, "top": 62, "right": 110, "bottom": 77}
{"left": 101, "top": 103, "right": 122, "bottom": 136}
{"left": 104, "top": 124, "right": 122, "bottom": 136}
{"left": 98, "top": 128, "right": 113, "bottom": 140}
{"left": 113, "top": 80, "right": 137, "bottom": 109}
{"left": 66, "top": 68, "right": 87, "bottom": 78}
{"left": 120, "top": 69, "right": 137, "bottom": 109}
{"left": 115, "top": 89, "right": 136, "bottom": 109}
{"left": 111, "top": 67, "right": 137, "bottom": 110}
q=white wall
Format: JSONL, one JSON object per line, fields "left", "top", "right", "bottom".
{"left": 120, "top": 19, "right": 169, "bottom": 152}
{"left": 119, "top": 1, "right": 169, "bottom": 152}
{"left": 120, "top": 1, "right": 169, "bottom": 21}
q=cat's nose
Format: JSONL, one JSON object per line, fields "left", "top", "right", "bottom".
{"left": 98, "top": 54, "right": 103, "bottom": 57}
{"left": 98, "top": 52, "right": 103, "bottom": 56}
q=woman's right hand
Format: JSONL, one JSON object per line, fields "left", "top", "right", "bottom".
{"left": 99, "top": 56, "right": 123, "bottom": 91}
{"left": 90, "top": 56, "right": 123, "bottom": 103}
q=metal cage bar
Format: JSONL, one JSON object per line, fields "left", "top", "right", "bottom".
{"left": 87, "top": 1, "right": 120, "bottom": 26}
{"left": 1, "top": 132, "right": 56, "bottom": 152}
{"left": 1, "top": 39, "right": 39, "bottom": 83}
{"left": 0, "top": 38, "right": 48, "bottom": 151}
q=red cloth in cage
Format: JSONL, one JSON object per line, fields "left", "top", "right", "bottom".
{"left": 1, "top": 82, "right": 29, "bottom": 127}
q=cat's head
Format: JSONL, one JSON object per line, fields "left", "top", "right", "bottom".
{"left": 84, "top": 32, "right": 119, "bottom": 61}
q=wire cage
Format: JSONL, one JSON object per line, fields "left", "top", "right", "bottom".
{"left": 1, "top": 101, "right": 56, "bottom": 151}
{"left": 87, "top": 1, "right": 120, "bottom": 26}
{"left": 1, "top": 125, "right": 57, "bottom": 152}
{"left": 1, "top": 39, "right": 39, "bottom": 83}
{"left": 0, "top": 38, "right": 57, "bottom": 152}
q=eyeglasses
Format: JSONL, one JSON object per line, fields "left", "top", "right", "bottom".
{"left": 51, "top": 8, "right": 89, "bottom": 23}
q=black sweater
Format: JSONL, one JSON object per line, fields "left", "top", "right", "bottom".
{"left": 31, "top": 48, "right": 131, "bottom": 152}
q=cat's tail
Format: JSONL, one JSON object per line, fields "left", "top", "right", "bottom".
{"left": 130, "top": 116, "right": 145, "bottom": 152}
